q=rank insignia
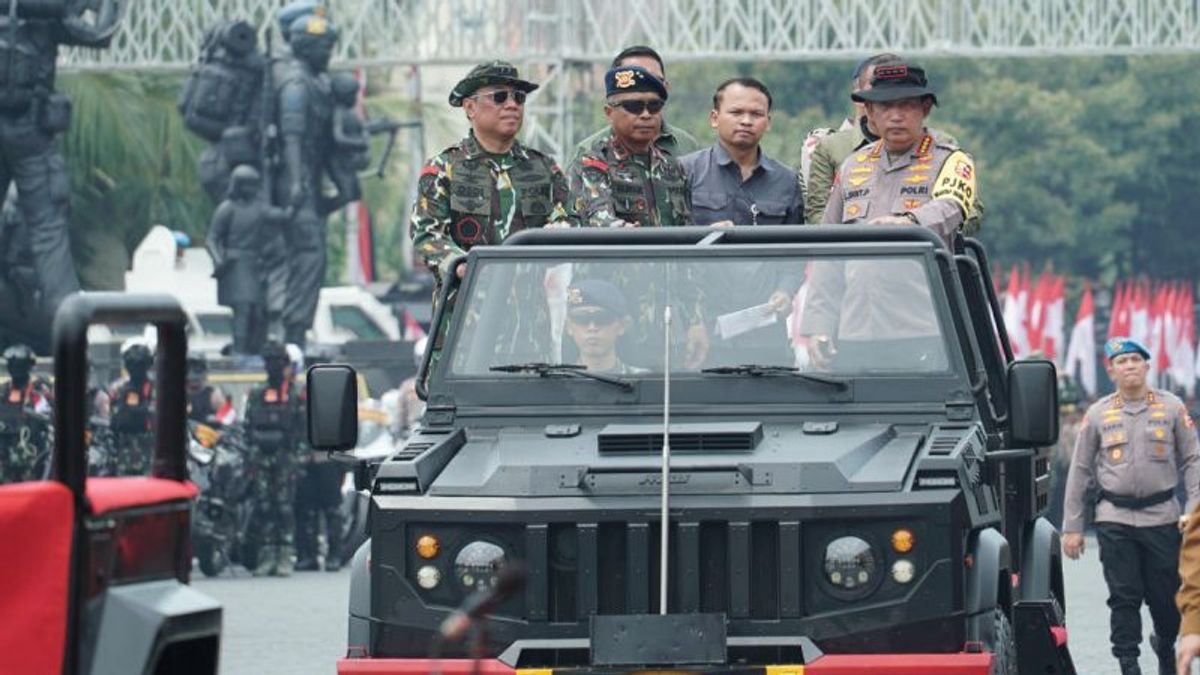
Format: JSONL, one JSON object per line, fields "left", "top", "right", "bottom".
{"left": 904, "top": 174, "right": 929, "bottom": 184}
{"left": 1111, "top": 448, "right": 1123, "bottom": 461}
{"left": 1155, "top": 428, "right": 1166, "bottom": 439}
{"left": 848, "top": 176, "right": 869, "bottom": 187}
{"left": 855, "top": 154, "right": 868, "bottom": 162}
{"left": 614, "top": 70, "right": 637, "bottom": 89}
{"left": 850, "top": 166, "right": 874, "bottom": 174}
{"left": 903, "top": 199, "right": 921, "bottom": 210}
{"left": 916, "top": 135, "right": 933, "bottom": 156}
{"left": 909, "top": 163, "right": 932, "bottom": 171}
{"left": 846, "top": 204, "right": 861, "bottom": 217}
{"left": 265, "top": 389, "right": 278, "bottom": 403}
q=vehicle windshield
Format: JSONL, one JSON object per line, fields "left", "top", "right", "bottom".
{"left": 447, "top": 253, "right": 952, "bottom": 379}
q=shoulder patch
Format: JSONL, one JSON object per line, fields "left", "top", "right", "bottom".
{"left": 582, "top": 157, "right": 609, "bottom": 172}
{"left": 420, "top": 165, "right": 439, "bottom": 178}
{"left": 931, "top": 150, "right": 976, "bottom": 217}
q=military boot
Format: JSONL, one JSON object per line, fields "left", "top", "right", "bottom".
{"left": 253, "top": 546, "right": 277, "bottom": 577}
{"left": 1117, "top": 656, "right": 1143, "bottom": 675}
{"left": 275, "top": 546, "right": 295, "bottom": 577}
{"left": 324, "top": 556, "right": 342, "bottom": 572}
{"left": 295, "top": 557, "right": 319, "bottom": 572}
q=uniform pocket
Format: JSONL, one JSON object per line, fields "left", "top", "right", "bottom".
{"left": 1101, "top": 426, "right": 1128, "bottom": 465}
{"left": 843, "top": 199, "right": 870, "bottom": 223}
{"left": 1146, "top": 421, "right": 1174, "bottom": 461}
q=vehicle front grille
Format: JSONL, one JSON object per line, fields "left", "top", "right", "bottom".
{"left": 523, "top": 519, "right": 802, "bottom": 623}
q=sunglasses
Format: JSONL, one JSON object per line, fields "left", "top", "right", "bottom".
{"left": 567, "top": 308, "right": 620, "bottom": 327}
{"left": 611, "top": 99, "right": 665, "bottom": 115}
{"left": 471, "top": 89, "right": 526, "bottom": 106}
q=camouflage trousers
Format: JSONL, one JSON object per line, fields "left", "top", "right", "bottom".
{"left": 0, "top": 430, "right": 45, "bottom": 483}
{"left": 295, "top": 461, "right": 346, "bottom": 564}
{"left": 108, "top": 432, "right": 153, "bottom": 477}
{"left": 248, "top": 445, "right": 298, "bottom": 549}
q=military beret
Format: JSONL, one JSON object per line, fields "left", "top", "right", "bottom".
{"left": 449, "top": 61, "right": 539, "bottom": 107}
{"left": 604, "top": 65, "right": 668, "bottom": 101}
{"left": 567, "top": 279, "right": 629, "bottom": 317}
{"left": 288, "top": 13, "right": 338, "bottom": 42}
{"left": 852, "top": 60, "right": 938, "bottom": 105}
{"left": 277, "top": 1, "right": 326, "bottom": 34}
{"left": 1104, "top": 337, "right": 1151, "bottom": 361}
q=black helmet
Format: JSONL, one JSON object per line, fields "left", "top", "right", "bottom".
{"left": 261, "top": 340, "right": 288, "bottom": 363}
{"left": 122, "top": 342, "right": 154, "bottom": 369}
{"left": 3, "top": 344, "right": 35, "bottom": 377}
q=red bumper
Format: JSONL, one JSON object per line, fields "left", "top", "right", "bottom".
{"left": 337, "top": 653, "right": 994, "bottom": 674}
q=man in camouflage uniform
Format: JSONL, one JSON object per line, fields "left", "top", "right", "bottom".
{"left": 0, "top": 344, "right": 51, "bottom": 483}
{"left": 244, "top": 341, "right": 304, "bottom": 576}
{"left": 567, "top": 65, "right": 692, "bottom": 228}
{"left": 573, "top": 45, "right": 699, "bottom": 160}
{"left": 805, "top": 54, "right": 982, "bottom": 233}
{"left": 106, "top": 342, "right": 156, "bottom": 476}
{"left": 410, "top": 61, "right": 569, "bottom": 304}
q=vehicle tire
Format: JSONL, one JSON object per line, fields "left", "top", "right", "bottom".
{"left": 194, "top": 536, "right": 226, "bottom": 578}
{"left": 987, "top": 606, "right": 1017, "bottom": 675}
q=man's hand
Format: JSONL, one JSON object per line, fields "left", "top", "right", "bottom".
{"left": 867, "top": 215, "right": 913, "bottom": 226}
{"left": 454, "top": 261, "right": 467, "bottom": 279}
{"left": 710, "top": 219, "right": 735, "bottom": 228}
{"left": 1182, "top": 513, "right": 1192, "bottom": 532}
{"left": 684, "top": 323, "right": 709, "bottom": 369}
{"left": 1062, "top": 532, "right": 1085, "bottom": 560}
{"left": 767, "top": 291, "right": 791, "bottom": 314}
{"left": 806, "top": 335, "right": 836, "bottom": 370}
{"left": 1177, "top": 634, "right": 1200, "bottom": 675}
{"left": 544, "top": 219, "right": 573, "bottom": 229}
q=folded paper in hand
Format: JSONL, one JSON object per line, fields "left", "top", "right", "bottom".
{"left": 716, "top": 302, "right": 777, "bottom": 340}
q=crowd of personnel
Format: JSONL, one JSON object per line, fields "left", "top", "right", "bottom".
{"left": 0, "top": 338, "right": 420, "bottom": 577}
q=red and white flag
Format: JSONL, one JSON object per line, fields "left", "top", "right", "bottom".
{"left": 1108, "top": 281, "right": 1130, "bottom": 339}
{"left": 1002, "top": 265, "right": 1029, "bottom": 358}
{"left": 1064, "top": 283, "right": 1097, "bottom": 396}
{"left": 1042, "top": 275, "right": 1066, "bottom": 365}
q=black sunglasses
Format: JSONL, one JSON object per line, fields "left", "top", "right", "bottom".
{"left": 472, "top": 89, "right": 526, "bottom": 106}
{"left": 567, "top": 308, "right": 620, "bottom": 327}
{"left": 612, "top": 99, "right": 665, "bottom": 115}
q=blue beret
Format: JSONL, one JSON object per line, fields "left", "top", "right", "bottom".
{"left": 278, "top": 2, "right": 324, "bottom": 33}
{"left": 568, "top": 279, "right": 628, "bottom": 316}
{"left": 1104, "top": 337, "right": 1151, "bottom": 361}
{"left": 604, "top": 65, "right": 668, "bottom": 101}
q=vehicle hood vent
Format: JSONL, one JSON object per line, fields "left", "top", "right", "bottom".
{"left": 597, "top": 422, "right": 763, "bottom": 454}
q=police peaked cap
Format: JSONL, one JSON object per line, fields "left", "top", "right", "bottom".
{"left": 604, "top": 65, "right": 668, "bottom": 100}
{"left": 449, "top": 61, "right": 539, "bottom": 107}
{"left": 852, "top": 61, "right": 938, "bottom": 105}
{"left": 1104, "top": 337, "right": 1151, "bottom": 361}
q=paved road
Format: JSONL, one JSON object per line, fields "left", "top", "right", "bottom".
{"left": 197, "top": 534, "right": 1168, "bottom": 675}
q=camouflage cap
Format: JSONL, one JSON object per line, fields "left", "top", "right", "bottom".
{"left": 449, "top": 61, "right": 539, "bottom": 107}
{"left": 852, "top": 61, "right": 938, "bottom": 105}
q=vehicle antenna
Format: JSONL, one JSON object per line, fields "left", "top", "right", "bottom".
{"left": 659, "top": 304, "right": 672, "bottom": 615}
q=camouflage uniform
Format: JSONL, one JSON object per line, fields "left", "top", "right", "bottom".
{"left": 106, "top": 378, "right": 155, "bottom": 476}
{"left": 0, "top": 378, "right": 51, "bottom": 483}
{"left": 244, "top": 377, "right": 303, "bottom": 576}
{"left": 566, "top": 133, "right": 693, "bottom": 228}
{"left": 411, "top": 132, "right": 568, "bottom": 299}
{"left": 573, "top": 121, "right": 699, "bottom": 163}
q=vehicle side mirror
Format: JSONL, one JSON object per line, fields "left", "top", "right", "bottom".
{"left": 1008, "top": 359, "right": 1059, "bottom": 447}
{"left": 307, "top": 364, "right": 358, "bottom": 451}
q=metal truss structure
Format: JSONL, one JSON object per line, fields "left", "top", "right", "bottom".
{"left": 66, "top": 0, "right": 1200, "bottom": 158}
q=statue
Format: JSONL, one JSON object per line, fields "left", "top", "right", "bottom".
{"left": 206, "top": 165, "right": 289, "bottom": 355}
{"left": 0, "top": 0, "right": 122, "bottom": 330}
{"left": 326, "top": 71, "right": 369, "bottom": 210}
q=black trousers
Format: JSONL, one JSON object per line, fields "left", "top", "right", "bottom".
{"left": 1095, "top": 521, "right": 1182, "bottom": 659}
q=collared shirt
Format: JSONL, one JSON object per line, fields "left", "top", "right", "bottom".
{"left": 1063, "top": 389, "right": 1200, "bottom": 532}
{"left": 679, "top": 143, "right": 804, "bottom": 226}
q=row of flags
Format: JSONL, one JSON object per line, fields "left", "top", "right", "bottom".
{"left": 1003, "top": 266, "right": 1197, "bottom": 399}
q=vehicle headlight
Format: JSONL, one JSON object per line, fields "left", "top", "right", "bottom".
{"left": 455, "top": 541, "right": 506, "bottom": 592}
{"left": 824, "top": 536, "right": 878, "bottom": 594}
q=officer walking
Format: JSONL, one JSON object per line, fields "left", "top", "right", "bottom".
{"left": 106, "top": 341, "right": 156, "bottom": 476}
{"left": 291, "top": 345, "right": 346, "bottom": 572}
{"left": 1063, "top": 337, "right": 1199, "bottom": 675}
{"left": 0, "top": 344, "right": 51, "bottom": 483}
{"left": 244, "top": 341, "right": 304, "bottom": 576}
{"left": 410, "top": 61, "right": 569, "bottom": 304}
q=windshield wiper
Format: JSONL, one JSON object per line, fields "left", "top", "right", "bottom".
{"left": 489, "top": 362, "right": 634, "bottom": 392}
{"left": 701, "top": 364, "right": 849, "bottom": 389}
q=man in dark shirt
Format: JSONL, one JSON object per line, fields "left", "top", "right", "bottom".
{"left": 680, "top": 78, "right": 802, "bottom": 367}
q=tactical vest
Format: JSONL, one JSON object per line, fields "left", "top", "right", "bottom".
{"left": 188, "top": 386, "right": 217, "bottom": 424}
{"left": 246, "top": 381, "right": 297, "bottom": 450}
{"left": 0, "top": 382, "right": 29, "bottom": 436}
{"left": 600, "top": 155, "right": 691, "bottom": 227}
{"left": 446, "top": 151, "right": 556, "bottom": 246}
{"left": 110, "top": 380, "right": 154, "bottom": 434}
{"left": 0, "top": 21, "right": 54, "bottom": 113}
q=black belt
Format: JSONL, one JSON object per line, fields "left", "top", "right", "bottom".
{"left": 1097, "top": 488, "right": 1175, "bottom": 510}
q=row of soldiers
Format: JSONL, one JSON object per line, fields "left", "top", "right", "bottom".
{"left": 410, "top": 47, "right": 981, "bottom": 304}
{"left": 0, "top": 341, "right": 344, "bottom": 577}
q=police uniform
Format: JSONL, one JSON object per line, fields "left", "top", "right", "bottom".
{"left": 244, "top": 371, "right": 304, "bottom": 576}
{"left": 0, "top": 377, "right": 51, "bottom": 483}
{"left": 107, "top": 377, "right": 155, "bottom": 476}
{"left": 410, "top": 61, "right": 569, "bottom": 301}
{"left": 1064, "top": 338, "right": 1199, "bottom": 671}
{"left": 566, "top": 66, "right": 693, "bottom": 229}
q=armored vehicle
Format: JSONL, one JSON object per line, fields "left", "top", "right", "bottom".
{"left": 310, "top": 226, "right": 1073, "bottom": 674}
